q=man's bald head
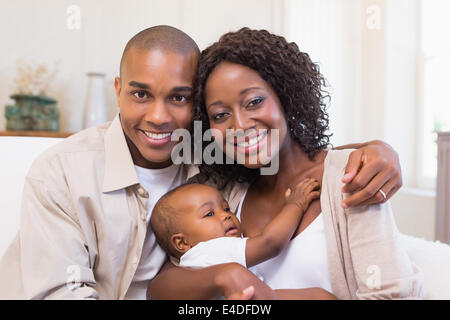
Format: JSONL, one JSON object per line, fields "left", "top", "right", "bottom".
{"left": 120, "top": 25, "right": 200, "bottom": 77}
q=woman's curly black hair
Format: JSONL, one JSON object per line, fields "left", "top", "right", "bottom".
{"left": 192, "top": 27, "right": 331, "bottom": 187}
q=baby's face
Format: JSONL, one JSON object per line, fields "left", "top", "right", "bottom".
{"left": 172, "top": 184, "right": 242, "bottom": 247}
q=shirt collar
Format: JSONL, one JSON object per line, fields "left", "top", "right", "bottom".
{"left": 102, "top": 114, "right": 140, "bottom": 193}
{"left": 102, "top": 114, "right": 200, "bottom": 193}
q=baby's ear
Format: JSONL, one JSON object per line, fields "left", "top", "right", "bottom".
{"left": 170, "top": 233, "right": 191, "bottom": 255}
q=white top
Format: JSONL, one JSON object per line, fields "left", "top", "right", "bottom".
{"left": 236, "top": 190, "right": 333, "bottom": 292}
{"left": 179, "top": 237, "right": 249, "bottom": 269}
{"left": 125, "top": 163, "right": 188, "bottom": 300}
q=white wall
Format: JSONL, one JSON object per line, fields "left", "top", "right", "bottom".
{"left": 391, "top": 188, "right": 436, "bottom": 241}
{"left": 284, "top": 0, "right": 361, "bottom": 147}
{"left": 355, "top": 0, "right": 436, "bottom": 239}
{"left": 0, "top": 0, "right": 282, "bottom": 133}
{"left": 0, "top": 0, "right": 361, "bottom": 143}
{"left": 0, "top": 0, "right": 287, "bottom": 257}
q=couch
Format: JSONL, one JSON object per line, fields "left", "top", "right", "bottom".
{"left": 0, "top": 135, "right": 449, "bottom": 299}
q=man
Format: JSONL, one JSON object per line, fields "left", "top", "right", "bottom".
{"left": 0, "top": 26, "right": 402, "bottom": 299}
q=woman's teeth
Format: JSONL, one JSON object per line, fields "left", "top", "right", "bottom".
{"left": 144, "top": 131, "right": 171, "bottom": 140}
{"left": 237, "top": 132, "right": 267, "bottom": 148}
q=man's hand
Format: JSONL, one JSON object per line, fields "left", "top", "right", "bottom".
{"left": 340, "top": 140, "right": 402, "bottom": 208}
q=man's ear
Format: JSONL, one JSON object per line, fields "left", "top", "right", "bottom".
{"left": 114, "top": 76, "right": 121, "bottom": 109}
{"left": 170, "top": 233, "right": 191, "bottom": 255}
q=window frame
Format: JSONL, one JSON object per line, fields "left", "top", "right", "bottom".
{"left": 416, "top": 0, "right": 450, "bottom": 190}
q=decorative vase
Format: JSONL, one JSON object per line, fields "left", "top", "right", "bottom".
{"left": 4, "top": 94, "right": 59, "bottom": 131}
{"left": 83, "top": 72, "right": 108, "bottom": 129}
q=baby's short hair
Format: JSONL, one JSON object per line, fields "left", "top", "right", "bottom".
{"left": 150, "top": 182, "right": 196, "bottom": 257}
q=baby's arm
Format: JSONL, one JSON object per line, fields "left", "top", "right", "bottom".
{"left": 245, "top": 178, "right": 320, "bottom": 267}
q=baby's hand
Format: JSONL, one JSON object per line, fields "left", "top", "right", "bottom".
{"left": 284, "top": 178, "right": 321, "bottom": 213}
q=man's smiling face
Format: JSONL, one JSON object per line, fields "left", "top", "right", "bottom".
{"left": 115, "top": 47, "right": 197, "bottom": 169}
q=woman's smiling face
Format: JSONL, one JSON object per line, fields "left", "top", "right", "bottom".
{"left": 204, "top": 62, "right": 289, "bottom": 168}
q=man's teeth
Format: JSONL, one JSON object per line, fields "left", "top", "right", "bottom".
{"left": 144, "top": 131, "right": 171, "bottom": 140}
{"left": 237, "top": 132, "right": 267, "bottom": 148}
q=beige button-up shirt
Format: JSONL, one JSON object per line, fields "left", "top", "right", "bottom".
{"left": 0, "top": 115, "right": 246, "bottom": 300}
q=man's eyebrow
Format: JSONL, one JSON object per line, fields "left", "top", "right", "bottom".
{"left": 172, "top": 86, "right": 193, "bottom": 93}
{"left": 128, "top": 81, "right": 150, "bottom": 89}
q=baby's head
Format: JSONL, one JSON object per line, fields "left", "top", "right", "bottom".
{"left": 150, "top": 183, "right": 242, "bottom": 259}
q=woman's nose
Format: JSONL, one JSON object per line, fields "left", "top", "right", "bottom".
{"left": 232, "top": 110, "right": 254, "bottom": 131}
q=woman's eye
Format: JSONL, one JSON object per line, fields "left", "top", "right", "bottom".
{"left": 204, "top": 211, "right": 214, "bottom": 217}
{"left": 213, "top": 113, "right": 227, "bottom": 121}
{"left": 132, "top": 90, "right": 149, "bottom": 99}
{"left": 224, "top": 207, "right": 231, "bottom": 212}
{"left": 247, "top": 97, "right": 265, "bottom": 107}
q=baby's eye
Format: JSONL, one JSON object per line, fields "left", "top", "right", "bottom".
{"left": 224, "top": 207, "right": 231, "bottom": 212}
{"left": 204, "top": 211, "right": 214, "bottom": 217}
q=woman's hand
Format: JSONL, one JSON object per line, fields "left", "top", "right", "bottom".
{"left": 338, "top": 140, "right": 402, "bottom": 208}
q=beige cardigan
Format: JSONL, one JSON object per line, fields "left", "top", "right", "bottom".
{"left": 320, "top": 149, "right": 424, "bottom": 299}
{"left": 215, "top": 149, "right": 425, "bottom": 300}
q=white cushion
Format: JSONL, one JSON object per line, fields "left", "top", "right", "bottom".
{"left": 401, "top": 233, "right": 450, "bottom": 299}
{"left": 0, "top": 136, "right": 63, "bottom": 257}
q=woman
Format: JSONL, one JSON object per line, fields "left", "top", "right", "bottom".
{"left": 149, "top": 28, "right": 424, "bottom": 299}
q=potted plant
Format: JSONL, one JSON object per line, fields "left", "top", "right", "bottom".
{"left": 5, "top": 61, "right": 60, "bottom": 131}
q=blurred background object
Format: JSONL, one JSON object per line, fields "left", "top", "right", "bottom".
{"left": 4, "top": 61, "right": 60, "bottom": 131}
{"left": 83, "top": 72, "right": 107, "bottom": 128}
{"left": 435, "top": 132, "right": 450, "bottom": 244}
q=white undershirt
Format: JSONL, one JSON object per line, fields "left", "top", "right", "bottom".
{"left": 124, "top": 163, "right": 187, "bottom": 300}
{"left": 236, "top": 189, "right": 333, "bottom": 293}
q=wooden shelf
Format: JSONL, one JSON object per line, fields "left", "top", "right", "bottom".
{"left": 0, "top": 130, "right": 74, "bottom": 138}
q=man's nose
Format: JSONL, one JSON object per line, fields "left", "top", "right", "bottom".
{"left": 144, "top": 99, "right": 172, "bottom": 127}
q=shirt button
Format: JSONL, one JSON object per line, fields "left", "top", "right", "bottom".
{"left": 141, "top": 213, "right": 147, "bottom": 221}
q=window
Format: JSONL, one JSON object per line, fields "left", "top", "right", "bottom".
{"left": 419, "top": 0, "right": 450, "bottom": 188}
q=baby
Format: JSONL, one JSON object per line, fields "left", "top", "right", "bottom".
{"left": 150, "top": 179, "right": 336, "bottom": 300}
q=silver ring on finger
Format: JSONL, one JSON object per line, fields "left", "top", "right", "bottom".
{"left": 378, "top": 189, "right": 387, "bottom": 200}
